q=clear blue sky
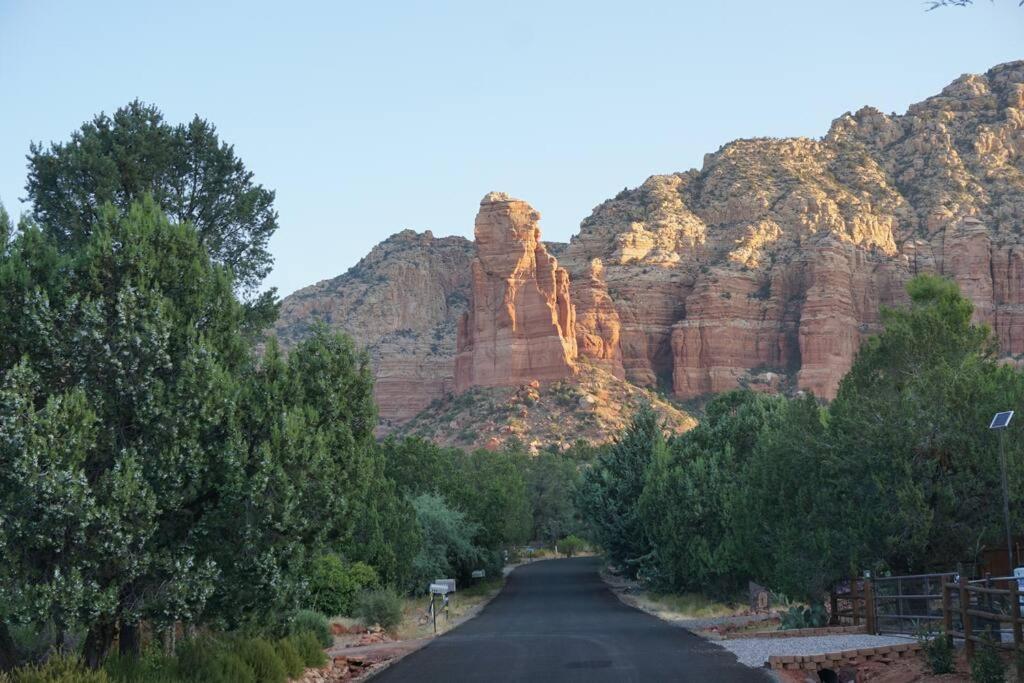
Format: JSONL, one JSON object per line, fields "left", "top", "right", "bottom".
{"left": 1, "top": 1, "right": 1021, "bottom": 297}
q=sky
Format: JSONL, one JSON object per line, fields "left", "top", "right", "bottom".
{"left": 1, "top": 1, "right": 1022, "bottom": 297}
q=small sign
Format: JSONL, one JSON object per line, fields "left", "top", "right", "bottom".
{"left": 749, "top": 581, "right": 770, "bottom": 612}
{"left": 471, "top": 569, "right": 486, "bottom": 579}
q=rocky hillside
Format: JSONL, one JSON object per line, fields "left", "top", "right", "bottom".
{"left": 272, "top": 60, "right": 1024, "bottom": 445}
{"left": 273, "top": 229, "right": 473, "bottom": 429}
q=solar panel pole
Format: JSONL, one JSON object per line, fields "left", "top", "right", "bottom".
{"left": 991, "top": 411, "right": 1016, "bottom": 574}
{"left": 1001, "top": 427, "right": 1014, "bottom": 573}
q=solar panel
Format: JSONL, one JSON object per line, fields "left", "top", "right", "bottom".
{"left": 990, "top": 411, "right": 1015, "bottom": 430}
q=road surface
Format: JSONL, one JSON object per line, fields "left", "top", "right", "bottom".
{"left": 372, "top": 557, "right": 770, "bottom": 682}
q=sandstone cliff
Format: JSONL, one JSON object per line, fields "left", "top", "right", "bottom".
{"left": 273, "top": 60, "right": 1024, "bottom": 443}
{"left": 454, "top": 193, "right": 578, "bottom": 392}
{"left": 271, "top": 229, "right": 473, "bottom": 429}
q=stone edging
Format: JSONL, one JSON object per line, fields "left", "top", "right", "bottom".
{"left": 768, "top": 642, "right": 922, "bottom": 672}
{"left": 720, "top": 625, "right": 866, "bottom": 640}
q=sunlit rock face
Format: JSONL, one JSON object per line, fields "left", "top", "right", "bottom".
{"left": 455, "top": 192, "right": 578, "bottom": 393}
{"left": 560, "top": 60, "right": 1024, "bottom": 400}
{"left": 275, "top": 60, "right": 1024, "bottom": 433}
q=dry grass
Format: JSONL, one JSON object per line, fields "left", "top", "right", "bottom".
{"left": 394, "top": 577, "right": 506, "bottom": 640}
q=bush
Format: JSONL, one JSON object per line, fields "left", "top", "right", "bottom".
{"left": 558, "top": 535, "right": 587, "bottom": 557}
{"left": 289, "top": 632, "right": 327, "bottom": 668}
{"left": 308, "top": 555, "right": 379, "bottom": 617}
{"left": 354, "top": 588, "right": 404, "bottom": 632}
{"left": 917, "top": 627, "right": 954, "bottom": 675}
{"left": 8, "top": 655, "right": 110, "bottom": 682}
{"left": 288, "top": 610, "right": 331, "bottom": 648}
{"left": 102, "top": 652, "right": 180, "bottom": 682}
{"left": 175, "top": 638, "right": 255, "bottom": 683}
{"left": 971, "top": 629, "right": 1006, "bottom": 683}
{"left": 234, "top": 638, "right": 287, "bottom": 683}
{"left": 275, "top": 638, "right": 305, "bottom": 679}
{"left": 779, "top": 604, "right": 827, "bottom": 630}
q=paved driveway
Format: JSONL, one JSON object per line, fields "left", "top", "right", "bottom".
{"left": 372, "top": 557, "right": 771, "bottom": 682}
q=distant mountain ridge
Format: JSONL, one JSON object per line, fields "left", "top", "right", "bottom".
{"left": 272, "top": 60, "right": 1024, "bottom": 448}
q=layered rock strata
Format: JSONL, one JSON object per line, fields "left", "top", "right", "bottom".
{"left": 454, "top": 193, "right": 578, "bottom": 392}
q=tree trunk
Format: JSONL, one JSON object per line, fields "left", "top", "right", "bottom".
{"left": 118, "top": 620, "right": 140, "bottom": 657}
{"left": 0, "top": 622, "right": 18, "bottom": 671}
{"left": 82, "top": 620, "right": 116, "bottom": 669}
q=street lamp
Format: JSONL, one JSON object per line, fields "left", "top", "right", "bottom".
{"left": 990, "top": 410, "right": 1015, "bottom": 573}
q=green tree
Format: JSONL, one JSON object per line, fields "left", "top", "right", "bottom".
{"left": 577, "top": 405, "right": 664, "bottom": 578}
{"left": 408, "top": 494, "right": 487, "bottom": 593}
{"left": 826, "top": 274, "right": 1024, "bottom": 575}
{"left": 0, "top": 198, "right": 247, "bottom": 666}
{"left": 640, "top": 390, "right": 786, "bottom": 595}
{"left": 523, "top": 452, "right": 582, "bottom": 544}
{"left": 25, "top": 100, "right": 278, "bottom": 309}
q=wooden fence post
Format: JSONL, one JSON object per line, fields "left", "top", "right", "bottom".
{"left": 864, "top": 578, "right": 876, "bottom": 635}
{"left": 829, "top": 589, "right": 839, "bottom": 626}
{"left": 852, "top": 575, "right": 861, "bottom": 626}
{"left": 942, "top": 580, "right": 954, "bottom": 649}
{"left": 1011, "top": 579, "right": 1023, "bottom": 653}
{"left": 960, "top": 577, "right": 974, "bottom": 661}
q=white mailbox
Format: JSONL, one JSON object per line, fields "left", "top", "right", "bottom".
{"left": 434, "top": 578, "right": 456, "bottom": 593}
{"left": 429, "top": 582, "right": 451, "bottom": 595}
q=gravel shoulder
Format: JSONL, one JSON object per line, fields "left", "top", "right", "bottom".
{"left": 713, "top": 633, "right": 917, "bottom": 668}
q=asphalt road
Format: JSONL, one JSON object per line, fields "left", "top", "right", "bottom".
{"left": 372, "top": 557, "right": 771, "bottom": 682}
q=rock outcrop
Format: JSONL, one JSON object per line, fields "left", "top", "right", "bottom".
{"left": 454, "top": 193, "right": 578, "bottom": 392}
{"left": 271, "top": 230, "right": 473, "bottom": 429}
{"left": 273, "top": 60, "right": 1024, "bottom": 441}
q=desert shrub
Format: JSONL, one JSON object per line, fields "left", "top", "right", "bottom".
{"left": 971, "top": 629, "right": 1006, "bottom": 683}
{"left": 917, "top": 627, "right": 954, "bottom": 675}
{"left": 275, "top": 638, "right": 305, "bottom": 678}
{"left": 307, "top": 555, "right": 379, "bottom": 617}
{"left": 102, "top": 652, "right": 180, "bottom": 682}
{"left": 288, "top": 610, "right": 331, "bottom": 648}
{"left": 780, "top": 604, "right": 827, "bottom": 630}
{"left": 175, "top": 638, "right": 255, "bottom": 683}
{"left": 8, "top": 655, "right": 110, "bottom": 682}
{"left": 289, "top": 632, "right": 327, "bottom": 668}
{"left": 558, "top": 535, "right": 587, "bottom": 557}
{"left": 234, "top": 638, "right": 287, "bottom": 683}
{"left": 354, "top": 588, "right": 404, "bottom": 632}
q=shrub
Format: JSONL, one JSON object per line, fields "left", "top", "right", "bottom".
{"left": 779, "top": 604, "right": 827, "bottom": 630}
{"left": 234, "top": 638, "right": 287, "bottom": 683}
{"left": 289, "top": 632, "right": 327, "bottom": 668}
{"left": 275, "top": 639, "right": 305, "bottom": 679}
{"left": 288, "top": 610, "right": 331, "bottom": 648}
{"left": 102, "top": 652, "right": 180, "bottom": 682}
{"left": 971, "top": 629, "right": 1006, "bottom": 683}
{"left": 354, "top": 588, "right": 404, "bottom": 632}
{"left": 307, "top": 555, "right": 379, "bottom": 617}
{"left": 8, "top": 655, "right": 110, "bottom": 682}
{"left": 917, "top": 627, "right": 954, "bottom": 675}
{"left": 558, "top": 535, "right": 587, "bottom": 557}
{"left": 176, "top": 638, "right": 255, "bottom": 683}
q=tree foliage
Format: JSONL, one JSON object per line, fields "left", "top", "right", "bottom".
{"left": 581, "top": 275, "right": 1024, "bottom": 603}
{"left": 25, "top": 100, "right": 278, "bottom": 302}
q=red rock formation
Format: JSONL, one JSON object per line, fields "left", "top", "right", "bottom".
{"left": 572, "top": 259, "right": 625, "bottom": 378}
{"left": 455, "top": 193, "right": 578, "bottom": 392}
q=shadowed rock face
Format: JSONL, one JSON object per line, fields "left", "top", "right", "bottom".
{"left": 274, "top": 60, "right": 1024, "bottom": 437}
{"left": 454, "top": 193, "right": 578, "bottom": 392}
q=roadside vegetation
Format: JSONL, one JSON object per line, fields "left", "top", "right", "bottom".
{"left": 0, "top": 102, "right": 592, "bottom": 678}
{"left": 579, "top": 274, "right": 1024, "bottom": 610}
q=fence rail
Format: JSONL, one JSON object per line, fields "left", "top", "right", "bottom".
{"left": 831, "top": 571, "right": 1023, "bottom": 665}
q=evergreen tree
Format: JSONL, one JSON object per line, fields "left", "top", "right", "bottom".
{"left": 576, "top": 405, "right": 664, "bottom": 578}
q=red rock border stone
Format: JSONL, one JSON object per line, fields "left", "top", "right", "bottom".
{"left": 767, "top": 642, "right": 921, "bottom": 672}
